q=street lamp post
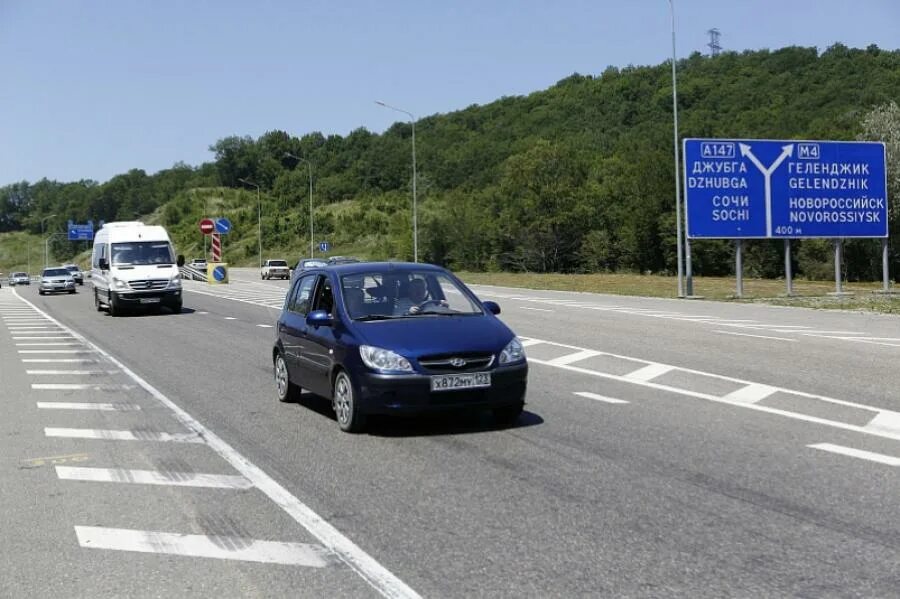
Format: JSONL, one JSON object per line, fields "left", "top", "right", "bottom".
{"left": 238, "top": 178, "right": 262, "bottom": 270}
{"left": 375, "top": 100, "right": 418, "bottom": 262}
{"left": 667, "top": 0, "right": 689, "bottom": 297}
{"left": 284, "top": 153, "right": 315, "bottom": 258}
{"left": 40, "top": 214, "right": 57, "bottom": 269}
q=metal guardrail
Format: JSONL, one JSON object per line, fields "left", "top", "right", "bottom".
{"left": 180, "top": 266, "right": 208, "bottom": 282}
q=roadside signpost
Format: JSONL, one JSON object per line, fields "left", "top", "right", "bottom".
{"left": 683, "top": 139, "right": 888, "bottom": 296}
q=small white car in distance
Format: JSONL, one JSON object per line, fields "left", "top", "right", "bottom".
{"left": 261, "top": 259, "right": 290, "bottom": 280}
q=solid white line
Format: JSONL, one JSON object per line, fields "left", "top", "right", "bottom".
{"left": 57, "top": 467, "right": 250, "bottom": 489}
{"left": 256, "top": 324, "right": 274, "bottom": 328}
{"left": 519, "top": 338, "right": 544, "bottom": 347}
{"left": 14, "top": 288, "right": 421, "bottom": 599}
{"left": 18, "top": 349, "right": 94, "bottom": 354}
{"left": 37, "top": 402, "right": 140, "bottom": 411}
{"left": 519, "top": 306, "right": 553, "bottom": 312}
{"left": 808, "top": 443, "right": 900, "bottom": 467}
{"left": 547, "top": 350, "right": 600, "bottom": 366}
{"left": 74, "top": 526, "right": 332, "bottom": 567}
{"left": 16, "top": 343, "right": 81, "bottom": 347}
{"left": 8, "top": 326, "right": 61, "bottom": 329}
{"left": 625, "top": 363, "right": 674, "bottom": 382}
{"left": 22, "top": 358, "right": 97, "bottom": 363}
{"left": 722, "top": 384, "right": 778, "bottom": 404}
{"left": 573, "top": 391, "right": 629, "bottom": 404}
{"left": 715, "top": 330, "right": 798, "bottom": 342}
{"left": 32, "top": 383, "right": 134, "bottom": 391}
{"left": 27, "top": 370, "right": 111, "bottom": 375}
{"left": 45, "top": 428, "right": 204, "bottom": 443}
{"left": 864, "top": 411, "right": 900, "bottom": 436}
{"left": 13, "top": 336, "right": 75, "bottom": 340}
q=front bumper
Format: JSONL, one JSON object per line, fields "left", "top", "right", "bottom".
{"left": 40, "top": 282, "right": 75, "bottom": 292}
{"left": 114, "top": 289, "right": 182, "bottom": 307}
{"left": 356, "top": 362, "right": 528, "bottom": 415}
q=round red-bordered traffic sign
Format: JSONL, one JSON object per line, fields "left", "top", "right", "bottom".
{"left": 199, "top": 218, "right": 215, "bottom": 235}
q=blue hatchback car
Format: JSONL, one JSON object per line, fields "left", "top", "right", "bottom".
{"left": 273, "top": 262, "right": 528, "bottom": 432}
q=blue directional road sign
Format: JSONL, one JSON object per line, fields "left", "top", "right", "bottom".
{"left": 214, "top": 217, "right": 232, "bottom": 234}
{"left": 212, "top": 265, "right": 228, "bottom": 282}
{"left": 319, "top": 241, "right": 331, "bottom": 252}
{"left": 683, "top": 139, "right": 887, "bottom": 239}
{"left": 67, "top": 220, "right": 94, "bottom": 241}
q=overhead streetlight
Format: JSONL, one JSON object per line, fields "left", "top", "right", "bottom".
{"left": 238, "top": 178, "right": 262, "bottom": 270}
{"left": 375, "top": 100, "right": 418, "bottom": 263}
{"left": 284, "top": 153, "right": 315, "bottom": 259}
{"left": 40, "top": 213, "right": 57, "bottom": 269}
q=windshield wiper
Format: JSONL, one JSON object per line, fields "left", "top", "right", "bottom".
{"left": 354, "top": 314, "right": 396, "bottom": 321}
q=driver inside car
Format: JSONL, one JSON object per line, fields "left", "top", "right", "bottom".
{"left": 394, "top": 278, "right": 447, "bottom": 315}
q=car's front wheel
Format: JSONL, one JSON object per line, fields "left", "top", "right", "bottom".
{"left": 274, "top": 351, "right": 300, "bottom": 402}
{"left": 333, "top": 370, "right": 365, "bottom": 433}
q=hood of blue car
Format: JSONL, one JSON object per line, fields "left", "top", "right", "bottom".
{"left": 352, "top": 315, "right": 513, "bottom": 358}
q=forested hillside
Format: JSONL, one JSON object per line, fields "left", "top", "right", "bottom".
{"left": 2, "top": 44, "right": 899, "bottom": 278}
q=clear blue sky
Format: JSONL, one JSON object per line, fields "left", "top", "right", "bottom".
{"left": 1, "top": 0, "right": 897, "bottom": 185}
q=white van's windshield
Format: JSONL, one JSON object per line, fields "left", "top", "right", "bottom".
{"left": 111, "top": 242, "right": 175, "bottom": 266}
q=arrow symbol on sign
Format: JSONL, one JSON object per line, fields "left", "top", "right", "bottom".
{"left": 740, "top": 143, "right": 794, "bottom": 237}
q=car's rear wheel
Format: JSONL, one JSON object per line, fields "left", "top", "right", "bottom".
{"left": 493, "top": 402, "right": 524, "bottom": 427}
{"left": 333, "top": 370, "right": 365, "bottom": 433}
{"left": 274, "top": 351, "right": 300, "bottom": 402}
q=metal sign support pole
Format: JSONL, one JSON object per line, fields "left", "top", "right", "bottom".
{"left": 784, "top": 239, "right": 793, "bottom": 296}
{"left": 834, "top": 238, "right": 843, "bottom": 294}
{"left": 882, "top": 238, "right": 890, "bottom": 293}
{"left": 685, "top": 238, "right": 694, "bottom": 296}
{"left": 735, "top": 240, "right": 743, "bottom": 298}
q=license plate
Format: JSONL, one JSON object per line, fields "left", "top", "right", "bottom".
{"left": 430, "top": 372, "right": 491, "bottom": 392}
{"left": 140, "top": 297, "right": 161, "bottom": 304}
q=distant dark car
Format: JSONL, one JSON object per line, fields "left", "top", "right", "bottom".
{"left": 273, "top": 262, "right": 528, "bottom": 433}
{"left": 63, "top": 264, "right": 84, "bottom": 285}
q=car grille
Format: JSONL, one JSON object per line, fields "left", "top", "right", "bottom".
{"left": 128, "top": 279, "right": 168, "bottom": 290}
{"left": 418, "top": 353, "right": 495, "bottom": 374}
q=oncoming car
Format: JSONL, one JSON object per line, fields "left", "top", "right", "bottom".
{"left": 39, "top": 267, "right": 76, "bottom": 295}
{"left": 9, "top": 272, "right": 30, "bottom": 286}
{"left": 273, "top": 262, "right": 528, "bottom": 433}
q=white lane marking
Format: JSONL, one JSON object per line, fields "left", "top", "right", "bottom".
{"left": 74, "top": 526, "right": 332, "bottom": 567}
{"left": 799, "top": 331, "right": 866, "bottom": 336}
{"left": 22, "top": 358, "right": 97, "bottom": 363}
{"left": 256, "top": 324, "right": 274, "bottom": 328}
{"left": 808, "top": 443, "right": 900, "bottom": 467}
{"left": 16, "top": 343, "right": 81, "bottom": 347}
{"left": 715, "top": 330, "right": 798, "bottom": 342}
{"left": 8, "top": 326, "right": 62, "bottom": 329}
{"left": 625, "top": 363, "right": 674, "bottom": 382}
{"left": 57, "top": 467, "right": 251, "bottom": 489}
{"left": 573, "top": 391, "right": 629, "bottom": 404}
{"left": 45, "top": 428, "right": 204, "bottom": 443}
{"left": 547, "top": 350, "right": 601, "bottom": 366}
{"left": 519, "top": 338, "right": 544, "bottom": 347}
{"left": 224, "top": 317, "right": 237, "bottom": 320}
{"left": 13, "top": 336, "right": 76, "bottom": 340}
{"left": 18, "top": 349, "right": 94, "bottom": 354}
{"left": 14, "top": 288, "right": 421, "bottom": 599}
{"left": 722, "top": 384, "right": 778, "bottom": 404}
{"left": 197, "top": 311, "right": 209, "bottom": 314}
{"left": 32, "top": 383, "right": 135, "bottom": 391}
{"left": 519, "top": 307, "right": 553, "bottom": 312}
{"left": 864, "top": 411, "right": 900, "bottom": 435}
{"left": 37, "top": 402, "right": 140, "bottom": 411}
{"left": 27, "top": 370, "right": 112, "bottom": 375}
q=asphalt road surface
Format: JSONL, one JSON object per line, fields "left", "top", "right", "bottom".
{"left": 2, "top": 268, "right": 899, "bottom": 597}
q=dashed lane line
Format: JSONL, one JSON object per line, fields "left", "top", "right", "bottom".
{"left": 714, "top": 330, "right": 798, "bottom": 342}
{"left": 573, "top": 392, "right": 629, "bottom": 404}
{"left": 808, "top": 443, "right": 900, "bottom": 467}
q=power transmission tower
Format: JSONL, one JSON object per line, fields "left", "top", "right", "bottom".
{"left": 707, "top": 28, "right": 722, "bottom": 57}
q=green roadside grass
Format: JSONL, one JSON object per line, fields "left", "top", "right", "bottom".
{"left": 456, "top": 271, "right": 900, "bottom": 314}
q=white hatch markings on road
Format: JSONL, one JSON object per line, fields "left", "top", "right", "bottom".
{"left": 864, "top": 411, "right": 900, "bottom": 435}
{"left": 18, "top": 349, "right": 95, "bottom": 354}
{"left": 16, "top": 343, "right": 81, "bottom": 347}
{"left": 256, "top": 324, "right": 274, "bottom": 328}
{"left": 547, "top": 350, "right": 601, "bottom": 366}
{"left": 15, "top": 287, "right": 422, "bottom": 598}
{"left": 27, "top": 370, "right": 112, "bottom": 375}
{"left": 519, "top": 338, "right": 544, "bottom": 347}
{"left": 715, "top": 330, "right": 798, "bottom": 342}
{"left": 13, "top": 337, "right": 76, "bottom": 341}
{"left": 808, "top": 443, "right": 900, "bottom": 467}
{"left": 625, "top": 363, "right": 674, "bottom": 382}
{"left": 74, "top": 527, "right": 333, "bottom": 567}
{"left": 520, "top": 307, "right": 553, "bottom": 312}
{"left": 37, "top": 402, "right": 140, "bottom": 411}
{"left": 573, "top": 392, "right": 629, "bottom": 404}
{"left": 32, "top": 383, "right": 135, "bottom": 391}
{"left": 45, "top": 428, "right": 204, "bottom": 443}
{"left": 197, "top": 311, "right": 209, "bottom": 314}
{"left": 224, "top": 317, "right": 237, "bottom": 320}
{"left": 22, "top": 358, "right": 98, "bottom": 363}
{"left": 722, "top": 384, "right": 778, "bottom": 404}
{"left": 57, "top": 467, "right": 251, "bottom": 489}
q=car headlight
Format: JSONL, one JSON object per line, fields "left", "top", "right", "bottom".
{"left": 359, "top": 345, "right": 413, "bottom": 373}
{"left": 499, "top": 337, "right": 526, "bottom": 365}
{"left": 111, "top": 277, "right": 129, "bottom": 290}
{"left": 169, "top": 274, "right": 182, "bottom": 288}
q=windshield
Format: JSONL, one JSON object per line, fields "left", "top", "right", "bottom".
{"left": 13, "top": 272, "right": 27, "bottom": 277}
{"left": 111, "top": 241, "right": 175, "bottom": 266}
{"left": 269, "top": 260, "right": 288, "bottom": 267}
{"left": 65, "top": 265, "right": 81, "bottom": 272}
{"left": 341, "top": 270, "right": 481, "bottom": 320}
{"left": 301, "top": 260, "right": 327, "bottom": 268}
{"left": 42, "top": 269, "right": 69, "bottom": 277}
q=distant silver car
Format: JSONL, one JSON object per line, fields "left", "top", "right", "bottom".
{"left": 9, "top": 272, "right": 30, "bottom": 286}
{"left": 63, "top": 264, "right": 84, "bottom": 285}
{"left": 39, "top": 267, "right": 76, "bottom": 295}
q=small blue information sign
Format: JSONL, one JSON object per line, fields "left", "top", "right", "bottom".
{"left": 67, "top": 220, "right": 94, "bottom": 241}
{"left": 319, "top": 241, "right": 331, "bottom": 252}
{"left": 683, "top": 139, "right": 887, "bottom": 239}
{"left": 214, "top": 217, "right": 232, "bottom": 234}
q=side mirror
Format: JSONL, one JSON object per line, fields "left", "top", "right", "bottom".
{"left": 98, "top": 258, "right": 109, "bottom": 271}
{"left": 483, "top": 300, "right": 501, "bottom": 315}
{"left": 306, "top": 310, "right": 333, "bottom": 327}
{"left": 176, "top": 255, "right": 185, "bottom": 267}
